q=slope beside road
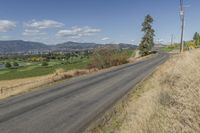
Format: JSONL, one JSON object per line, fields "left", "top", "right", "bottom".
{"left": 0, "top": 53, "right": 169, "bottom": 133}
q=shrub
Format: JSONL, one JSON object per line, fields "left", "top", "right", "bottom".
{"left": 41, "top": 62, "right": 48, "bottom": 66}
{"left": 13, "top": 62, "right": 19, "bottom": 67}
{"left": 5, "top": 62, "right": 12, "bottom": 68}
{"left": 88, "top": 48, "right": 130, "bottom": 69}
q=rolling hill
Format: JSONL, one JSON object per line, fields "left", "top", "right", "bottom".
{"left": 0, "top": 40, "right": 137, "bottom": 54}
{"left": 0, "top": 40, "right": 48, "bottom": 53}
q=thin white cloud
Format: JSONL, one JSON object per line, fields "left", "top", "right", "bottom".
{"left": 25, "top": 20, "right": 64, "bottom": 29}
{"left": 101, "top": 37, "right": 110, "bottom": 41}
{"left": 56, "top": 26, "right": 101, "bottom": 38}
{"left": 0, "top": 20, "right": 16, "bottom": 32}
{"left": 22, "top": 29, "right": 46, "bottom": 36}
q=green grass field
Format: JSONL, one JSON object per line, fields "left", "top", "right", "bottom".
{"left": 0, "top": 57, "right": 89, "bottom": 80}
{"left": 160, "top": 47, "right": 175, "bottom": 52}
{"left": 160, "top": 44, "right": 180, "bottom": 52}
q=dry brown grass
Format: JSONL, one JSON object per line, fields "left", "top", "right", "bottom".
{"left": 87, "top": 50, "right": 200, "bottom": 133}
{"left": 0, "top": 68, "right": 98, "bottom": 99}
{"left": 118, "top": 50, "right": 200, "bottom": 133}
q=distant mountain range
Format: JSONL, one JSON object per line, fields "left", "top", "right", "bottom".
{"left": 0, "top": 40, "right": 138, "bottom": 54}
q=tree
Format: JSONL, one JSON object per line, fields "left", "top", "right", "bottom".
{"left": 193, "top": 32, "right": 200, "bottom": 46}
{"left": 139, "top": 15, "right": 155, "bottom": 56}
{"left": 13, "top": 62, "right": 19, "bottom": 67}
{"left": 5, "top": 62, "right": 12, "bottom": 68}
{"left": 88, "top": 48, "right": 129, "bottom": 69}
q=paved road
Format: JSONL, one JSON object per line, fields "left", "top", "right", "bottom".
{"left": 0, "top": 53, "right": 169, "bottom": 133}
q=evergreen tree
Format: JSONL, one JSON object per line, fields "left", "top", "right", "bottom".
{"left": 139, "top": 15, "right": 155, "bottom": 56}
{"left": 193, "top": 32, "right": 200, "bottom": 46}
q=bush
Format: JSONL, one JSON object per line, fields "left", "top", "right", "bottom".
{"left": 88, "top": 48, "right": 130, "bottom": 69}
{"left": 13, "top": 62, "right": 19, "bottom": 67}
{"left": 5, "top": 62, "right": 12, "bottom": 68}
{"left": 41, "top": 62, "right": 48, "bottom": 66}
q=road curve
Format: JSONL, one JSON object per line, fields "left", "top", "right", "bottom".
{"left": 0, "top": 53, "right": 169, "bottom": 133}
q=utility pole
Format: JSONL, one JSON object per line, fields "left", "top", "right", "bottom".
{"left": 180, "top": 0, "right": 184, "bottom": 53}
{"left": 171, "top": 34, "right": 174, "bottom": 46}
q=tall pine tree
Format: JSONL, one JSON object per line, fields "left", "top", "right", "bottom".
{"left": 193, "top": 32, "right": 200, "bottom": 46}
{"left": 139, "top": 15, "right": 155, "bottom": 56}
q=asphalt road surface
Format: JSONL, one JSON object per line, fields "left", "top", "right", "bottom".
{"left": 0, "top": 53, "right": 169, "bottom": 133}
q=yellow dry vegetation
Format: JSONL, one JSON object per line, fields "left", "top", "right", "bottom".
{"left": 118, "top": 50, "right": 200, "bottom": 133}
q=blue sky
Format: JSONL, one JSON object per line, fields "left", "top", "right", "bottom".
{"left": 0, "top": 0, "right": 199, "bottom": 45}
